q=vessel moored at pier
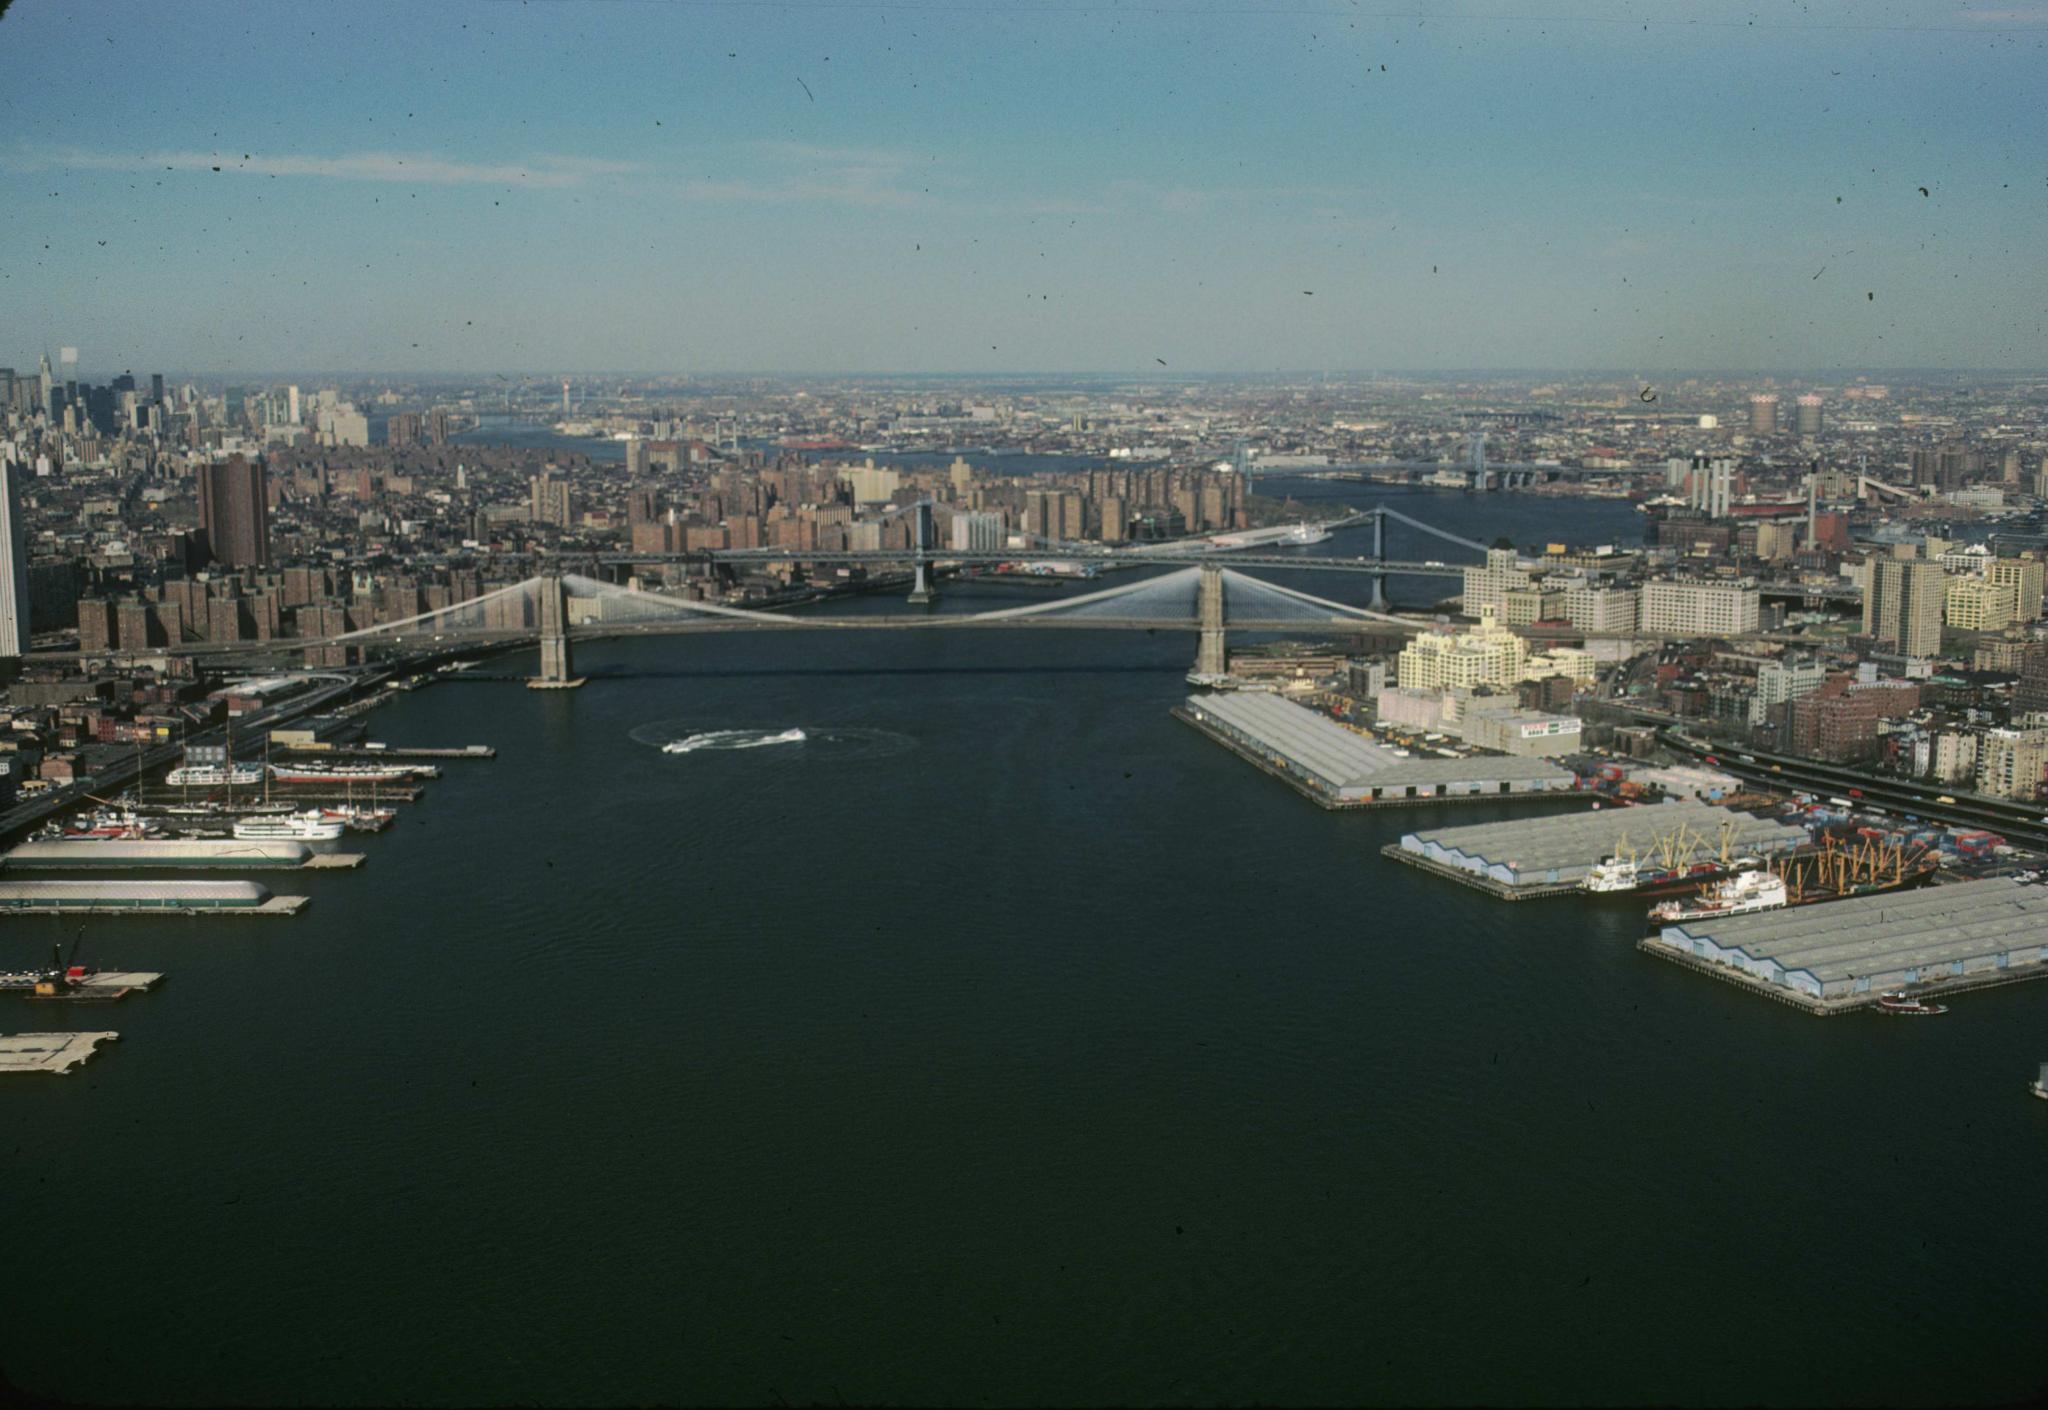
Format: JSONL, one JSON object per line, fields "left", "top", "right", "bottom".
{"left": 268, "top": 761, "right": 433, "bottom": 785}
{"left": 233, "top": 811, "right": 345, "bottom": 842}
{"left": 1649, "top": 869, "right": 1789, "bottom": 924}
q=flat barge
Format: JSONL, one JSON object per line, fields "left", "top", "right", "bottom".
{"left": 0, "top": 971, "right": 164, "bottom": 1001}
{"left": 0, "top": 1031, "right": 119, "bottom": 1075}
{"left": 0, "top": 880, "right": 308, "bottom": 917}
{"left": 3, "top": 840, "right": 363, "bottom": 871}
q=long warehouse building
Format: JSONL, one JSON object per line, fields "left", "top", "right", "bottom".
{"left": 1643, "top": 876, "right": 2048, "bottom": 1012}
{"left": 1177, "top": 693, "right": 1575, "bottom": 807}
{"left": 1395, "top": 802, "right": 1807, "bottom": 893}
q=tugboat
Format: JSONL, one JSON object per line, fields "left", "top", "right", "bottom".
{"left": 1649, "top": 869, "right": 1789, "bottom": 924}
{"left": 1875, "top": 989, "right": 1948, "bottom": 1016}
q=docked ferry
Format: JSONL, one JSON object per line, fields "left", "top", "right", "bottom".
{"left": 268, "top": 762, "right": 431, "bottom": 785}
{"left": 233, "top": 810, "right": 346, "bottom": 842}
{"left": 1649, "top": 869, "right": 1788, "bottom": 925}
{"left": 165, "top": 762, "right": 266, "bottom": 788}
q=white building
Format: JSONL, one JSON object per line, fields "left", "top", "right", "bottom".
{"left": 951, "top": 511, "right": 1005, "bottom": 552}
{"left": 1562, "top": 583, "right": 1639, "bottom": 634}
{"left": 1459, "top": 548, "right": 1534, "bottom": 616}
{"left": 1751, "top": 658, "right": 1827, "bottom": 725}
{"left": 1640, "top": 579, "right": 1761, "bottom": 638}
{"left": 1396, "top": 609, "right": 1528, "bottom": 690}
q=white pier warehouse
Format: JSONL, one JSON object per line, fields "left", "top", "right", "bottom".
{"left": 1642, "top": 876, "right": 2048, "bottom": 1013}
{"left": 1176, "top": 694, "right": 1574, "bottom": 808}
{"left": 1392, "top": 802, "right": 1807, "bottom": 896}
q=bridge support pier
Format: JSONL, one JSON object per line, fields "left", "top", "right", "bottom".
{"left": 1367, "top": 509, "right": 1388, "bottom": 611}
{"left": 528, "top": 569, "right": 586, "bottom": 690}
{"left": 1188, "top": 564, "right": 1227, "bottom": 685}
{"left": 907, "top": 501, "right": 938, "bottom": 605}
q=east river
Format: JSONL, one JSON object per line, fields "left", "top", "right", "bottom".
{"left": 4, "top": 486, "right": 2045, "bottom": 1406}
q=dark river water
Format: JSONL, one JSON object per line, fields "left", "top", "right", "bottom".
{"left": 4, "top": 490, "right": 2045, "bottom": 1407}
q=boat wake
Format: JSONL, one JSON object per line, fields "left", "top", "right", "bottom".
{"left": 631, "top": 721, "right": 916, "bottom": 762}
{"left": 661, "top": 728, "right": 807, "bottom": 754}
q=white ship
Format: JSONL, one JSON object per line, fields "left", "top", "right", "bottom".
{"left": 268, "top": 761, "right": 432, "bottom": 785}
{"left": 233, "top": 810, "right": 346, "bottom": 842}
{"left": 1581, "top": 856, "right": 1643, "bottom": 893}
{"left": 1649, "top": 870, "right": 1788, "bottom": 924}
{"left": 1283, "top": 522, "right": 1332, "bottom": 547}
{"left": 165, "top": 762, "right": 266, "bottom": 788}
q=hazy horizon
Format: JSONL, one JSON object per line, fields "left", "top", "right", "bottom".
{"left": 4, "top": 0, "right": 2045, "bottom": 375}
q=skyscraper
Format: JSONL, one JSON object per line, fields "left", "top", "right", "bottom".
{"left": 1865, "top": 558, "right": 1944, "bottom": 657}
{"left": 0, "top": 461, "right": 30, "bottom": 658}
{"left": 1748, "top": 394, "right": 1780, "bottom": 435}
{"left": 530, "top": 471, "right": 573, "bottom": 529}
{"left": 197, "top": 456, "right": 272, "bottom": 567}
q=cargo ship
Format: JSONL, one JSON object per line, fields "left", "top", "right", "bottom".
{"left": 1649, "top": 869, "right": 1789, "bottom": 924}
{"left": 1582, "top": 853, "right": 1758, "bottom": 898}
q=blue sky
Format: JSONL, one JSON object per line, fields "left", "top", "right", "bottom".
{"left": 1, "top": 0, "right": 2043, "bottom": 375}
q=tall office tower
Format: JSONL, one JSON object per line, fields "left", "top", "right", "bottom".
{"left": 37, "top": 354, "right": 53, "bottom": 414}
{"left": 286, "top": 385, "right": 302, "bottom": 424}
{"left": 625, "top": 487, "right": 659, "bottom": 529}
{"left": 197, "top": 455, "right": 272, "bottom": 568}
{"left": 0, "top": 462, "right": 28, "bottom": 657}
{"left": 562, "top": 380, "right": 572, "bottom": 415}
{"left": 150, "top": 373, "right": 165, "bottom": 404}
{"left": 1866, "top": 558, "right": 1944, "bottom": 657}
{"left": 0, "top": 369, "right": 13, "bottom": 411}
{"left": 529, "top": 471, "right": 573, "bottom": 529}
{"left": 1748, "top": 394, "right": 1780, "bottom": 435}
{"left": 428, "top": 408, "right": 453, "bottom": 445}
{"left": 1795, "top": 395, "right": 1823, "bottom": 436}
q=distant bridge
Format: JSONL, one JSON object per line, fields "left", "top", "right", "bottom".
{"left": 30, "top": 505, "right": 1533, "bottom": 684}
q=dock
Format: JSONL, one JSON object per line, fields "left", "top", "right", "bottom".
{"left": 1175, "top": 697, "right": 1579, "bottom": 809}
{"left": 1388, "top": 803, "right": 1809, "bottom": 899}
{"left": 1639, "top": 876, "right": 2048, "bottom": 1014}
{"left": 0, "top": 1031, "right": 118, "bottom": 1075}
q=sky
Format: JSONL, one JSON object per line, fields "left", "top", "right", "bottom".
{"left": 0, "top": 0, "right": 2044, "bottom": 376}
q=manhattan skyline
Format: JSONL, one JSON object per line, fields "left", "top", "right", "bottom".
{"left": 1, "top": 0, "right": 2045, "bottom": 374}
